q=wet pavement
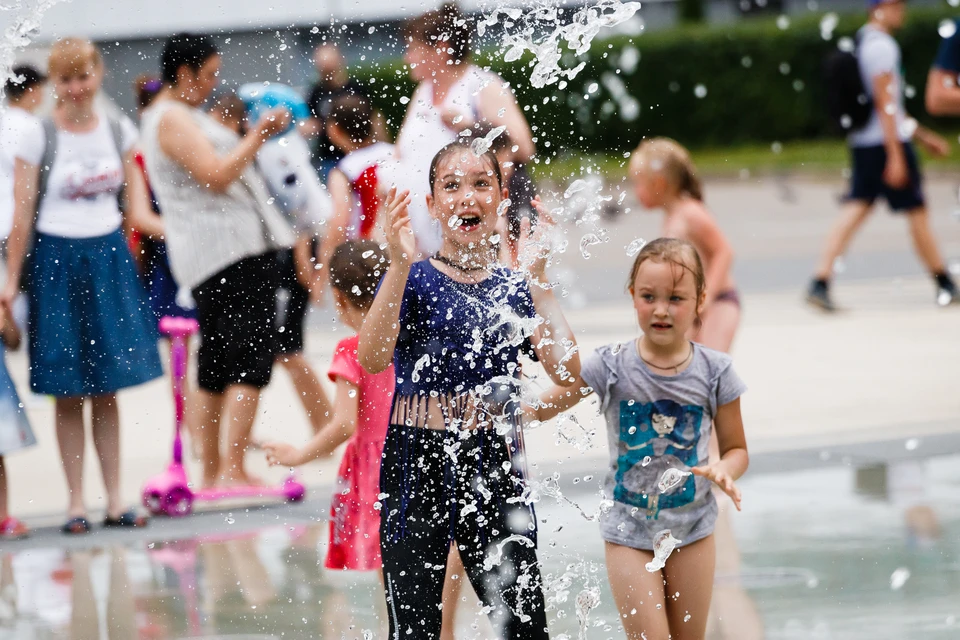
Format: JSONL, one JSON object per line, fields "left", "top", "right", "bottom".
{"left": 3, "top": 448, "right": 958, "bottom": 640}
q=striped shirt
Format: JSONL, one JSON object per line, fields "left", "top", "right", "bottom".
{"left": 140, "top": 100, "right": 294, "bottom": 291}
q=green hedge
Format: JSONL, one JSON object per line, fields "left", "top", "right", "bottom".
{"left": 359, "top": 8, "right": 959, "bottom": 151}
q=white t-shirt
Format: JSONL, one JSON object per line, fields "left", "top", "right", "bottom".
{"left": 849, "top": 25, "right": 910, "bottom": 148}
{"left": 0, "top": 107, "right": 40, "bottom": 240}
{"left": 335, "top": 141, "right": 395, "bottom": 238}
{"left": 18, "top": 113, "right": 138, "bottom": 238}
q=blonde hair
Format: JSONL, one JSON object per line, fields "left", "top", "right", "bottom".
{"left": 630, "top": 137, "right": 703, "bottom": 202}
{"left": 628, "top": 237, "right": 705, "bottom": 324}
{"left": 48, "top": 37, "right": 101, "bottom": 77}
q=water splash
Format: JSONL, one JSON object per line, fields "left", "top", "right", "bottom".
{"left": 493, "top": 0, "right": 642, "bottom": 88}
{"left": 645, "top": 530, "right": 682, "bottom": 572}
{"left": 575, "top": 588, "right": 601, "bottom": 640}
{"left": 472, "top": 124, "right": 507, "bottom": 155}
{"left": 890, "top": 567, "right": 910, "bottom": 590}
{"left": 410, "top": 354, "right": 431, "bottom": 383}
{"left": 657, "top": 468, "right": 692, "bottom": 494}
{"left": 626, "top": 238, "right": 646, "bottom": 257}
{"left": 579, "top": 233, "right": 603, "bottom": 259}
{"left": 0, "top": 0, "right": 68, "bottom": 106}
{"left": 482, "top": 534, "right": 535, "bottom": 571}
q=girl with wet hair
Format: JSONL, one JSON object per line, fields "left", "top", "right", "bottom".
{"left": 628, "top": 138, "right": 740, "bottom": 354}
{"left": 531, "top": 237, "right": 750, "bottom": 640}
{"left": 358, "top": 140, "right": 579, "bottom": 639}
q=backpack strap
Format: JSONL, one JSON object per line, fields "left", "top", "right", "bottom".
{"left": 106, "top": 115, "right": 127, "bottom": 210}
{"left": 36, "top": 118, "right": 58, "bottom": 212}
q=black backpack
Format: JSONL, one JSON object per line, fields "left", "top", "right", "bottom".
{"left": 823, "top": 35, "right": 873, "bottom": 134}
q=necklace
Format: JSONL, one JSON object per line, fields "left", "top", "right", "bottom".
{"left": 635, "top": 339, "right": 693, "bottom": 374}
{"left": 432, "top": 253, "right": 491, "bottom": 273}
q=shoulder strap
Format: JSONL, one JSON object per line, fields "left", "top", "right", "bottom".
{"left": 36, "top": 118, "right": 58, "bottom": 212}
{"left": 107, "top": 116, "right": 125, "bottom": 161}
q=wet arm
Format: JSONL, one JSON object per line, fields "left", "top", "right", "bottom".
{"left": 529, "top": 285, "right": 580, "bottom": 386}
{"left": 123, "top": 151, "right": 164, "bottom": 238}
{"left": 3, "top": 159, "right": 39, "bottom": 292}
{"left": 529, "top": 383, "right": 593, "bottom": 422}
{"left": 712, "top": 398, "right": 749, "bottom": 480}
{"left": 293, "top": 378, "right": 359, "bottom": 464}
{"left": 358, "top": 261, "right": 410, "bottom": 373}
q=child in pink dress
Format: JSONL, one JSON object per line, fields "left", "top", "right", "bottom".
{"left": 263, "top": 239, "right": 393, "bottom": 571}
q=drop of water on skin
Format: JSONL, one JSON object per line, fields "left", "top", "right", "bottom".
{"left": 645, "top": 530, "right": 681, "bottom": 572}
{"left": 838, "top": 37, "right": 855, "bottom": 53}
{"left": 890, "top": 567, "right": 910, "bottom": 590}
{"left": 626, "top": 238, "right": 646, "bottom": 257}
{"left": 348, "top": 389, "right": 357, "bottom": 398}
{"left": 684, "top": 614, "right": 692, "bottom": 622}
{"left": 940, "top": 20, "right": 957, "bottom": 39}
{"left": 904, "top": 438, "right": 920, "bottom": 451}
{"left": 579, "top": 233, "right": 602, "bottom": 259}
{"left": 658, "top": 468, "right": 692, "bottom": 494}
{"left": 351, "top": 285, "right": 363, "bottom": 296}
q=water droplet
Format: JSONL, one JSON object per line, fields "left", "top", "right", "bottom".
{"left": 399, "top": 96, "right": 410, "bottom": 105}
{"left": 362, "top": 250, "right": 375, "bottom": 259}
{"left": 626, "top": 238, "right": 646, "bottom": 257}
{"left": 348, "top": 389, "right": 357, "bottom": 398}
{"left": 776, "top": 15, "right": 790, "bottom": 30}
{"left": 225, "top": 513, "right": 235, "bottom": 525}
{"left": 645, "top": 530, "right": 681, "bottom": 572}
{"left": 611, "top": 343, "right": 623, "bottom": 355}
{"left": 657, "top": 468, "right": 692, "bottom": 494}
{"left": 940, "top": 19, "right": 957, "bottom": 39}
{"left": 840, "top": 114, "right": 852, "bottom": 129}
{"left": 642, "top": 456, "right": 652, "bottom": 467}
{"left": 564, "top": 179, "right": 588, "bottom": 199}
{"left": 693, "top": 84, "right": 707, "bottom": 99}
{"left": 820, "top": 12, "right": 839, "bottom": 39}
{"left": 890, "top": 567, "right": 910, "bottom": 590}
{"left": 683, "top": 614, "right": 692, "bottom": 622}
{"left": 904, "top": 438, "right": 920, "bottom": 451}
{"left": 579, "top": 233, "right": 602, "bottom": 259}
{"left": 832, "top": 256, "right": 846, "bottom": 274}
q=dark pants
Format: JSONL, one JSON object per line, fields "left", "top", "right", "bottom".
{"left": 379, "top": 423, "right": 549, "bottom": 640}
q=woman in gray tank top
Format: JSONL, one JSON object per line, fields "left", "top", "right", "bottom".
{"left": 140, "top": 33, "right": 295, "bottom": 489}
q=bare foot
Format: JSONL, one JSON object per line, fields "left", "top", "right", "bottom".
{"left": 216, "top": 472, "right": 265, "bottom": 488}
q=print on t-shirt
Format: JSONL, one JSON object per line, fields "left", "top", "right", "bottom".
{"left": 615, "top": 398, "right": 705, "bottom": 518}
{"left": 58, "top": 155, "right": 123, "bottom": 202}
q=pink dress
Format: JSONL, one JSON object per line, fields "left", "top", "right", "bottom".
{"left": 325, "top": 335, "right": 395, "bottom": 571}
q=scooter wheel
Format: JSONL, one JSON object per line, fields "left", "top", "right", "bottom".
{"left": 143, "top": 490, "right": 165, "bottom": 516}
{"left": 164, "top": 487, "right": 194, "bottom": 517}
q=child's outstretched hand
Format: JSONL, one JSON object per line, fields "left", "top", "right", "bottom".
{"left": 691, "top": 463, "right": 742, "bottom": 511}
{"left": 382, "top": 186, "right": 416, "bottom": 267}
{"left": 518, "top": 197, "right": 556, "bottom": 284}
{"left": 263, "top": 441, "right": 304, "bottom": 468}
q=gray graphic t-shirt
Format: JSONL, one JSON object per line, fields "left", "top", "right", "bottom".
{"left": 579, "top": 342, "right": 746, "bottom": 551}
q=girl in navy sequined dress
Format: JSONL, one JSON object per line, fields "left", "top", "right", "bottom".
{"left": 358, "top": 140, "right": 580, "bottom": 639}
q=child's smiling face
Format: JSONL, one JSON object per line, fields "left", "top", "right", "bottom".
{"left": 427, "top": 151, "right": 508, "bottom": 251}
{"left": 630, "top": 259, "right": 703, "bottom": 347}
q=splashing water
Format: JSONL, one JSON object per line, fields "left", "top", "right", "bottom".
{"left": 564, "top": 179, "right": 588, "bottom": 199}
{"left": 0, "top": 0, "right": 67, "bottom": 106}
{"left": 472, "top": 125, "right": 507, "bottom": 155}
{"left": 890, "top": 567, "right": 910, "bottom": 590}
{"left": 642, "top": 455, "right": 653, "bottom": 466}
{"left": 645, "top": 530, "right": 682, "bottom": 572}
{"left": 625, "top": 238, "right": 646, "bottom": 257}
{"left": 657, "top": 468, "right": 692, "bottom": 494}
{"left": 940, "top": 19, "right": 958, "bottom": 39}
{"left": 483, "top": 534, "right": 535, "bottom": 571}
{"left": 494, "top": 0, "right": 641, "bottom": 88}
{"left": 579, "top": 233, "right": 603, "bottom": 259}
{"left": 575, "top": 588, "right": 601, "bottom": 640}
{"left": 410, "top": 354, "right": 431, "bottom": 383}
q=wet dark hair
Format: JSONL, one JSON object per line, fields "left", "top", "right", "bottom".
{"left": 627, "top": 238, "right": 706, "bottom": 323}
{"left": 328, "top": 94, "right": 373, "bottom": 143}
{"left": 5, "top": 64, "right": 45, "bottom": 101}
{"left": 329, "top": 239, "right": 389, "bottom": 311}
{"left": 133, "top": 74, "right": 162, "bottom": 110}
{"left": 405, "top": 3, "right": 473, "bottom": 63}
{"left": 161, "top": 32, "right": 219, "bottom": 85}
{"left": 428, "top": 139, "right": 503, "bottom": 195}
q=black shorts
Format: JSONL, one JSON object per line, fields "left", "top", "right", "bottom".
{"left": 274, "top": 246, "right": 311, "bottom": 356}
{"left": 192, "top": 252, "right": 279, "bottom": 393}
{"left": 848, "top": 142, "right": 924, "bottom": 212}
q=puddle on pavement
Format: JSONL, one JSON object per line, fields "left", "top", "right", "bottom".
{"left": 2, "top": 457, "right": 959, "bottom": 640}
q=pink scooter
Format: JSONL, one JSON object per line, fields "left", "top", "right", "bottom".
{"left": 142, "top": 316, "right": 306, "bottom": 517}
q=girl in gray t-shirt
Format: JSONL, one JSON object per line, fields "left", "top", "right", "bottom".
{"left": 530, "top": 238, "right": 748, "bottom": 640}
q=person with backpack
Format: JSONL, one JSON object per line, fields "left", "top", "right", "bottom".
{"left": 0, "top": 38, "right": 163, "bottom": 534}
{"left": 809, "top": 0, "right": 958, "bottom": 310}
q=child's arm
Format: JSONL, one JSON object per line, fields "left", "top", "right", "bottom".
{"left": 691, "top": 397, "right": 749, "bottom": 510}
{"left": 358, "top": 187, "right": 414, "bottom": 374}
{"left": 315, "top": 168, "right": 353, "bottom": 299}
{"left": 263, "top": 377, "right": 360, "bottom": 467}
{"left": 522, "top": 198, "right": 581, "bottom": 386}
{"left": 527, "top": 384, "right": 594, "bottom": 423}
{"left": 683, "top": 204, "right": 734, "bottom": 307}
{"left": 0, "top": 306, "right": 21, "bottom": 350}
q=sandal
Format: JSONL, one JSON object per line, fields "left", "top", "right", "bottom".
{"left": 103, "top": 510, "right": 148, "bottom": 529}
{"left": 61, "top": 516, "right": 90, "bottom": 535}
{"left": 0, "top": 516, "right": 29, "bottom": 539}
